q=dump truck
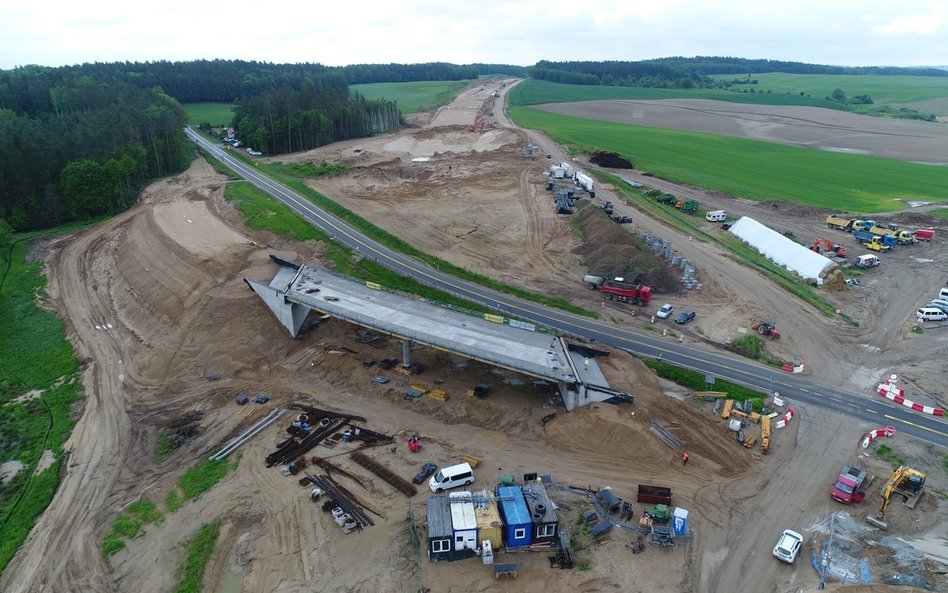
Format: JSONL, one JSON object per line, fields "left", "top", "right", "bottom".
{"left": 655, "top": 193, "right": 677, "bottom": 204}
{"left": 869, "top": 225, "right": 916, "bottom": 245}
{"left": 826, "top": 215, "right": 857, "bottom": 231}
{"left": 583, "top": 275, "right": 652, "bottom": 306}
{"left": 913, "top": 229, "right": 935, "bottom": 242}
{"left": 830, "top": 465, "right": 867, "bottom": 504}
{"left": 852, "top": 230, "right": 893, "bottom": 251}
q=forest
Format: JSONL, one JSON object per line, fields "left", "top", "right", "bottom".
{"left": 529, "top": 57, "right": 948, "bottom": 88}
{"left": 0, "top": 61, "right": 489, "bottom": 231}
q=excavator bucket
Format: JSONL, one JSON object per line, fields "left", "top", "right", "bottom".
{"left": 865, "top": 515, "right": 888, "bottom": 529}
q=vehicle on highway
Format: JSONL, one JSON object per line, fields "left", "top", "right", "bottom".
{"left": 773, "top": 529, "right": 803, "bottom": 563}
{"left": 411, "top": 462, "right": 437, "bottom": 485}
{"left": 656, "top": 304, "right": 674, "bottom": 319}
{"left": 674, "top": 309, "right": 696, "bottom": 325}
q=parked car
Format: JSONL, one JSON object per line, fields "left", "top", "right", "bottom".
{"left": 656, "top": 304, "right": 674, "bottom": 319}
{"left": 674, "top": 309, "right": 696, "bottom": 325}
{"left": 411, "top": 462, "right": 437, "bottom": 485}
{"left": 773, "top": 529, "right": 803, "bottom": 563}
{"left": 927, "top": 301, "right": 948, "bottom": 314}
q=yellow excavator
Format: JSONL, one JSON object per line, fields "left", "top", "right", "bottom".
{"left": 866, "top": 466, "right": 926, "bottom": 529}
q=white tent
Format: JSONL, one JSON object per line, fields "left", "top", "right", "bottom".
{"left": 728, "top": 217, "right": 836, "bottom": 283}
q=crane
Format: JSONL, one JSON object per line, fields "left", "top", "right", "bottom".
{"left": 866, "top": 466, "right": 926, "bottom": 529}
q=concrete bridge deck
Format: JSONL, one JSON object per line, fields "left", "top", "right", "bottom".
{"left": 245, "top": 256, "right": 580, "bottom": 386}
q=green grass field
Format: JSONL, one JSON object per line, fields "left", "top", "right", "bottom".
{"left": 183, "top": 103, "right": 236, "bottom": 127}
{"left": 508, "top": 79, "right": 843, "bottom": 110}
{"left": 509, "top": 106, "right": 948, "bottom": 212}
{"left": 710, "top": 73, "right": 948, "bottom": 112}
{"left": 350, "top": 80, "right": 470, "bottom": 114}
{"left": 0, "top": 229, "right": 84, "bottom": 575}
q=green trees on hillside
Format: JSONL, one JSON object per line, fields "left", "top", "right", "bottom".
{"left": 0, "top": 68, "right": 190, "bottom": 231}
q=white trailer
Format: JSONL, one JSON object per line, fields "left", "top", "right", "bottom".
{"left": 556, "top": 162, "right": 574, "bottom": 177}
{"left": 574, "top": 172, "right": 594, "bottom": 193}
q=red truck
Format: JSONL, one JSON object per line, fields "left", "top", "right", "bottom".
{"left": 583, "top": 275, "right": 652, "bottom": 306}
{"left": 913, "top": 229, "right": 935, "bottom": 242}
{"left": 830, "top": 465, "right": 867, "bottom": 504}
{"left": 601, "top": 280, "right": 652, "bottom": 305}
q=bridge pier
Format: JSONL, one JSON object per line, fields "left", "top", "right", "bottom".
{"left": 402, "top": 339, "right": 413, "bottom": 368}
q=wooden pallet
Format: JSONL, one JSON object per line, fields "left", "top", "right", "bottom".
{"left": 427, "top": 389, "right": 448, "bottom": 402}
{"left": 494, "top": 563, "right": 518, "bottom": 579}
{"left": 743, "top": 435, "right": 757, "bottom": 448}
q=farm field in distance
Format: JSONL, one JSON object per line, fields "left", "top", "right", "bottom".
{"left": 509, "top": 78, "right": 843, "bottom": 109}
{"left": 511, "top": 104, "right": 948, "bottom": 212}
{"left": 350, "top": 80, "right": 469, "bottom": 114}
{"left": 183, "top": 103, "right": 235, "bottom": 128}
{"left": 709, "top": 72, "right": 948, "bottom": 115}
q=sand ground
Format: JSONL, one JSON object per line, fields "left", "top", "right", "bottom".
{"left": 1, "top": 80, "right": 946, "bottom": 593}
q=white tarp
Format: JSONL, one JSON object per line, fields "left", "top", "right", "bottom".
{"left": 728, "top": 217, "right": 836, "bottom": 282}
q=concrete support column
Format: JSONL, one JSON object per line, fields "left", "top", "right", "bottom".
{"left": 402, "top": 339, "right": 413, "bottom": 368}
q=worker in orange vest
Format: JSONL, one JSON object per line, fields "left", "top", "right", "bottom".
{"left": 681, "top": 452, "right": 689, "bottom": 465}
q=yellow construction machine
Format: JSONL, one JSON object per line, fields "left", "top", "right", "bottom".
{"left": 866, "top": 466, "right": 926, "bottom": 529}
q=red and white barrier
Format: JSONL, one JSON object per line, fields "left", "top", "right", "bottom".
{"left": 861, "top": 425, "right": 896, "bottom": 448}
{"left": 775, "top": 406, "right": 795, "bottom": 429}
{"left": 877, "top": 377, "right": 945, "bottom": 417}
{"left": 877, "top": 382, "right": 904, "bottom": 397}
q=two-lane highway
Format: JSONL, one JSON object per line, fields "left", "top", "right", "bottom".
{"left": 185, "top": 128, "right": 948, "bottom": 448}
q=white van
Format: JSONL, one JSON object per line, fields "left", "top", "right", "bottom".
{"left": 706, "top": 210, "right": 727, "bottom": 222}
{"left": 428, "top": 462, "right": 474, "bottom": 492}
{"left": 916, "top": 307, "right": 947, "bottom": 322}
{"left": 938, "top": 287, "right": 948, "bottom": 300}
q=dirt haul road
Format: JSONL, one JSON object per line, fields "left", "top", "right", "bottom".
{"left": 3, "top": 81, "right": 946, "bottom": 593}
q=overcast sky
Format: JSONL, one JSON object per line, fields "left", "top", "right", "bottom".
{"left": 2, "top": 1, "right": 946, "bottom": 71}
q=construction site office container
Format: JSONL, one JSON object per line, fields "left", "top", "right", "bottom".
{"left": 473, "top": 492, "right": 503, "bottom": 551}
{"left": 497, "top": 486, "right": 532, "bottom": 547}
{"left": 522, "top": 482, "right": 559, "bottom": 545}
{"left": 448, "top": 491, "right": 478, "bottom": 552}
{"left": 425, "top": 496, "right": 455, "bottom": 561}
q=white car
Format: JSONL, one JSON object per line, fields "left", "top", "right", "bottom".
{"left": 656, "top": 304, "right": 674, "bottom": 319}
{"left": 773, "top": 529, "right": 803, "bottom": 563}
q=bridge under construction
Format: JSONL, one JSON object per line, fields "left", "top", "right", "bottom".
{"left": 245, "top": 256, "right": 632, "bottom": 410}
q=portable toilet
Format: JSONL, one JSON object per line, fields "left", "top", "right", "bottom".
{"left": 481, "top": 539, "right": 494, "bottom": 565}
{"left": 673, "top": 507, "right": 689, "bottom": 536}
{"left": 497, "top": 485, "right": 532, "bottom": 548}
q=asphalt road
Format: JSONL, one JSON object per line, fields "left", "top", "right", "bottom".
{"left": 185, "top": 128, "right": 948, "bottom": 448}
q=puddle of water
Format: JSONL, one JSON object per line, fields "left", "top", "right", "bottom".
{"left": 216, "top": 568, "right": 242, "bottom": 593}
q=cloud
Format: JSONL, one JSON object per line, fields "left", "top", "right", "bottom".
{"left": 873, "top": 2, "right": 946, "bottom": 35}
